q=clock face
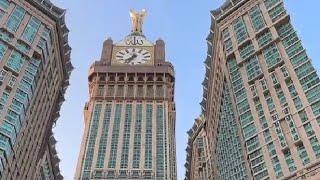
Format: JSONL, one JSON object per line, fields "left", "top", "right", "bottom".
{"left": 115, "top": 48, "right": 152, "bottom": 65}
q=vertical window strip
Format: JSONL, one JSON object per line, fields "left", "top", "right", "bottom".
{"left": 156, "top": 104, "right": 165, "bottom": 179}
{"left": 0, "top": 42, "right": 7, "bottom": 60}
{"left": 268, "top": 3, "right": 286, "bottom": 22}
{"left": 108, "top": 104, "right": 122, "bottom": 168}
{"left": 6, "top": 6, "right": 26, "bottom": 32}
{"left": 310, "top": 136, "right": 320, "bottom": 158}
{"left": 120, "top": 104, "right": 132, "bottom": 168}
{"left": 22, "top": 17, "right": 41, "bottom": 43}
{"left": 297, "top": 144, "right": 310, "bottom": 165}
{"left": 249, "top": 6, "right": 266, "bottom": 32}
{"left": 82, "top": 104, "right": 102, "bottom": 172}
{"left": 132, "top": 104, "right": 142, "bottom": 168}
{"left": 144, "top": 104, "right": 153, "bottom": 169}
{"left": 245, "top": 56, "right": 262, "bottom": 81}
{"left": 6, "top": 50, "right": 25, "bottom": 73}
{"left": 284, "top": 150, "right": 297, "bottom": 172}
{"left": 233, "top": 18, "right": 248, "bottom": 44}
{"left": 0, "top": 0, "right": 9, "bottom": 10}
{"left": 95, "top": 104, "right": 112, "bottom": 168}
{"left": 216, "top": 86, "right": 250, "bottom": 179}
{"left": 262, "top": 44, "right": 282, "bottom": 69}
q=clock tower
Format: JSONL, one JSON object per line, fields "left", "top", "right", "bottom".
{"left": 75, "top": 10, "right": 177, "bottom": 180}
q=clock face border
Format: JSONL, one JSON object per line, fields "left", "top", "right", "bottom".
{"left": 112, "top": 46, "right": 154, "bottom": 66}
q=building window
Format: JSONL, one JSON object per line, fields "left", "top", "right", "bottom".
{"left": 237, "top": 99, "right": 250, "bottom": 115}
{"left": 274, "top": 122, "right": 287, "bottom": 147}
{"left": 300, "top": 72, "right": 320, "bottom": 91}
{"left": 293, "top": 97, "right": 303, "bottom": 110}
{"left": 267, "top": 142, "right": 277, "bottom": 156}
{"left": 249, "top": 6, "right": 266, "bottom": 32}
{"left": 270, "top": 73, "right": 278, "bottom": 85}
{"left": 156, "top": 85, "right": 164, "bottom": 98}
{"left": 304, "top": 123, "right": 314, "bottom": 137}
{"left": 83, "top": 104, "right": 102, "bottom": 171}
{"left": 235, "top": 88, "right": 247, "bottom": 103}
{"left": 126, "top": 85, "right": 134, "bottom": 97}
{"left": 106, "top": 85, "right": 114, "bottom": 96}
{"left": 239, "top": 111, "right": 254, "bottom": 127}
{"left": 16, "top": 41, "right": 30, "bottom": 54}
{"left": 224, "top": 39, "right": 233, "bottom": 54}
{"left": 268, "top": 3, "right": 286, "bottom": 22}
{"left": 298, "top": 110, "right": 308, "bottom": 123}
{"left": 132, "top": 104, "right": 142, "bottom": 168}
{"left": 0, "top": 0, "right": 9, "bottom": 10}
{"left": 263, "top": 44, "right": 282, "bottom": 69}
{"left": 264, "top": 0, "right": 280, "bottom": 9}
{"left": 271, "top": 156, "right": 283, "bottom": 178}
{"left": 297, "top": 144, "right": 310, "bottom": 165}
{"left": 310, "top": 137, "right": 320, "bottom": 158}
{"left": 156, "top": 105, "right": 165, "bottom": 178}
{"left": 22, "top": 17, "right": 41, "bottom": 43}
{"left": 0, "top": 134, "right": 11, "bottom": 158}
{"left": 286, "top": 41, "right": 304, "bottom": 59}
{"left": 306, "top": 85, "right": 320, "bottom": 104}
{"left": 282, "top": 31, "right": 299, "bottom": 49}
{"left": 0, "top": 42, "right": 7, "bottom": 60}
{"left": 263, "top": 129, "right": 272, "bottom": 143}
{"left": 120, "top": 104, "right": 132, "bottom": 168}
{"left": 246, "top": 136, "right": 260, "bottom": 153}
{"left": 243, "top": 123, "right": 257, "bottom": 140}
{"left": 116, "top": 85, "right": 124, "bottom": 97}
{"left": 95, "top": 104, "right": 112, "bottom": 168}
{"left": 0, "top": 121, "right": 16, "bottom": 144}
{"left": 137, "top": 85, "right": 144, "bottom": 97}
{"left": 108, "top": 104, "right": 122, "bottom": 168}
{"left": 145, "top": 104, "right": 153, "bottom": 169}
{"left": 146, "top": 85, "right": 154, "bottom": 98}
{"left": 233, "top": 17, "right": 248, "bottom": 44}
{"left": 245, "top": 56, "right": 262, "bottom": 81}
{"left": 6, "top": 51, "right": 25, "bottom": 73}
{"left": 295, "top": 61, "right": 314, "bottom": 80}
{"left": 6, "top": 6, "right": 26, "bottom": 32}
{"left": 97, "top": 85, "right": 104, "bottom": 96}
{"left": 0, "top": 30, "right": 13, "bottom": 43}
{"left": 284, "top": 150, "right": 297, "bottom": 172}
{"left": 290, "top": 51, "right": 308, "bottom": 68}
{"left": 239, "top": 42, "right": 254, "bottom": 60}
{"left": 285, "top": 115, "right": 300, "bottom": 141}
{"left": 264, "top": 92, "right": 275, "bottom": 111}
{"left": 257, "top": 31, "right": 273, "bottom": 48}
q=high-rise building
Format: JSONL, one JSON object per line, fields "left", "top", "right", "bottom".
{"left": 187, "top": 0, "right": 320, "bottom": 179}
{"left": 184, "top": 116, "right": 211, "bottom": 180}
{"left": 0, "top": 0, "right": 72, "bottom": 179}
{"left": 75, "top": 10, "right": 177, "bottom": 180}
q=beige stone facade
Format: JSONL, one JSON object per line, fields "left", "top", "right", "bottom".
{"left": 187, "top": 0, "right": 320, "bottom": 179}
{"left": 184, "top": 116, "right": 211, "bottom": 180}
{"left": 0, "top": 0, "right": 72, "bottom": 179}
{"left": 75, "top": 31, "right": 177, "bottom": 179}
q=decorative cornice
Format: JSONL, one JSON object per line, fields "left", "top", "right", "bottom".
{"left": 25, "top": 0, "right": 73, "bottom": 179}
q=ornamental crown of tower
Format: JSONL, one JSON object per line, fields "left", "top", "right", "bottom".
{"left": 98, "top": 9, "right": 170, "bottom": 68}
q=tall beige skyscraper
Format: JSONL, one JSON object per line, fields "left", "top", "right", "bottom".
{"left": 0, "top": 0, "right": 72, "bottom": 179}
{"left": 186, "top": 0, "right": 320, "bottom": 179}
{"left": 75, "top": 10, "right": 177, "bottom": 180}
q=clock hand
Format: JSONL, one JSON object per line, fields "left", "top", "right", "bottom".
{"left": 125, "top": 53, "right": 137, "bottom": 63}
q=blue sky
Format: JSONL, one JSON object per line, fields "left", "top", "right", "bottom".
{"left": 50, "top": 0, "right": 320, "bottom": 179}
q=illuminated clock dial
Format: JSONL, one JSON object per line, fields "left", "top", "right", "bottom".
{"left": 115, "top": 48, "right": 151, "bottom": 65}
